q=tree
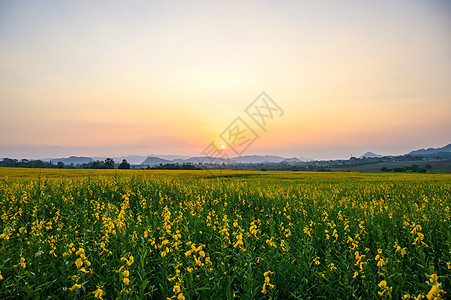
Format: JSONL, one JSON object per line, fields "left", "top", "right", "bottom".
{"left": 104, "top": 158, "right": 115, "bottom": 169}
{"left": 57, "top": 162, "right": 64, "bottom": 169}
{"left": 91, "top": 161, "right": 101, "bottom": 169}
{"left": 118, "top": 159, "right": 130, "bottom": 169}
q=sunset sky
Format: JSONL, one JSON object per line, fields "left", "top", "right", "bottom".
{"left": 1, "top": 0, "right": 450, "bottom": 160}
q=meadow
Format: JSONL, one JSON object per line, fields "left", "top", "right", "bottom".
{"left": 0, "top": 168, "right": 450, "bottom": 299}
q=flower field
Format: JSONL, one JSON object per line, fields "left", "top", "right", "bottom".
{"left": 0, "top": 168, "right": 450, "bottom": 299}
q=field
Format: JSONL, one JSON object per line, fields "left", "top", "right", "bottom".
{"left": 0, "top": 168, "right": 450, "bottom": 299}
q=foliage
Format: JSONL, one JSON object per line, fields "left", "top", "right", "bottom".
{"left": 82, "top": 158, "right": 116, "bottom": 169}
{"left": 151, "top": 163, "right": 201, "bottom": 170}
{"left": 381, "top": 164, "right": 427, "bottom": 173}
{"left": 118, "top": 160, "right": 131, "bottom": 170}
{"left": 0, "top": 158, "right": 57, "bottom": 168}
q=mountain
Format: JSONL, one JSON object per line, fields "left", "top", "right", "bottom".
{"left": 360, "top": 152, "right": 383, "bottom": 159}
{"left": 49, "top": 156, "right": 94, "bottom": 165}
{"left": 230, "top": 155, "right": 287, "bottom": 164}
{"left": 140, "top": 155, "right": 307, "bottom": 165}
{"left": 92, "top": 155, "right": 148, "bottom": 165}
{"left": 114, "top": 155, "right": 150, "bottom": 165}
{"left": 409, "top": 144, "right": 451, "bottom": 155}
{"left": 283, "top": 157, "right": 301, "bottom": 163}
{"left": 141, "top": 156, "right": 172, "bottom": 166}
{"left": 155, "top": 154, "right": 191, "bottom": 160}
{"left": 92, "top": 154, "right": 192, "bottom": 164}
{"left": 41, "top": 154, "right": 308, "bottom": 166}
{"left": 176, "top": 156, "right": 230, "bottom": 164}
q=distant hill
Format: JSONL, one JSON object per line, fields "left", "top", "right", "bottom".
{"left": 360, "top": 152, "right": 383, "bottom": 159}
{"left": 175, "top": 156, "right": 229, "bottom": 164}
{"left": 114, "top": 155, "right": 150, "bottom": 165}
{"left": 92, "top": 156, "right": 146, "bottom": 164}
{"left": 140, "top": 155, "right": 308, "bottom": 165}
{"left": 42, "top": 154, "right": 309, "bottom": 166}
{"left": 141, "top": 156, "right": 172, "bottom": 166}
{"left": 409, "top": 144, "right": 451, "bottom": 155}
{"left": 283, "top": 157, "right": 301, "bottom": 163}
{"left": 230, "top": 155, "right": 287, "bottom": 164}
{"left": 92, "top": 154, "right": 191, "bottom": 164}
{"left": 49, "top": 156, "right": 94, "bottom": 165}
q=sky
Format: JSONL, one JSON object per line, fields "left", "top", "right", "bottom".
{"left": 1, "top": 0, "right": 450, "bottom": 160}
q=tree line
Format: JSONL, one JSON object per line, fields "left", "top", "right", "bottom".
{"left": 0, "top": 158, "right": 131, "bottom": 169}
{"left": 380, "top": 164, "right": 429, "bottom": 173}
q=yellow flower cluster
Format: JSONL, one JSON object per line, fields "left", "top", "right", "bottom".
{"left": 261, "top": 270, "right": 274, "bottom": 294}
{"left": 74, "top": 248, "right": 92, "bottom": 274}
{"left": 394, "top": 241, "right": 407, "bottom": 257}
{"left": 426, "top": 274, "right": 445, "bottom": 300}
{"left": 378, "top": 280, "right": 392, "bottom": 297}
{"left": 411, "top": 224, "right": 428, "bottom": 247}
{"left": 93, "top": 287, "right": 103, "bottom": 299}
{"left": 375, "top": 249, "right": 386, "bottom": 270}
{"left": 354, "top": 251, "right": 366, "bottom": 278}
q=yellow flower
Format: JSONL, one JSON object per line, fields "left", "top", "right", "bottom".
{"left": 0, "top": 272, "right": 3, "bottom": 280}
{"left": 377, "top": 259, "right": 385, "bottom": 267}
{"left": 75, "top": 258, "right": 83, "bottom": 268}
{"left": 401, "top": 248, "right": 407, "bottom": 257}
{"left": 173, "top": 285, "right": 181, "bottom": 293}
{"left": 378, "top": 280, "right": 392, "bottom": 296}
{"left": 19, "top": 257, "right": 26, "bottom": 269}
{"left": 426, "top": 285, "right": 441, "bottom": 300}
{"left": 123, "top": 277, "right": 130, "bottom": 285}
{"left": 177, "top": 293, "right": 185, "bottom": 300}
{"left": 93, "top": 287, "right": 103, "bottom": 298}
{"left": 426, "top": 274, "right": 443, "bottom": 300}
{"left": 261, "top": 270, "right": 275, "bottom": 294}
{"left": 194, "top": 255, "right": 203, "bottom": 267}
{"left": 328, "top": 263, "right": 337, "bottom": 271}
{"left": 123, "top": 270, "right": 129, "bottom": 277}
{"left": 127, "top": 256, "right": 134, "bottom": 266}
{"left": 353, "top": 271, "right": 358, "bottom": 279}
{"left": 69, "top": 283, "right": 81, "bottom": 291}
{"left": 429, "top": 274, "right": 439, "bottom": 284}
